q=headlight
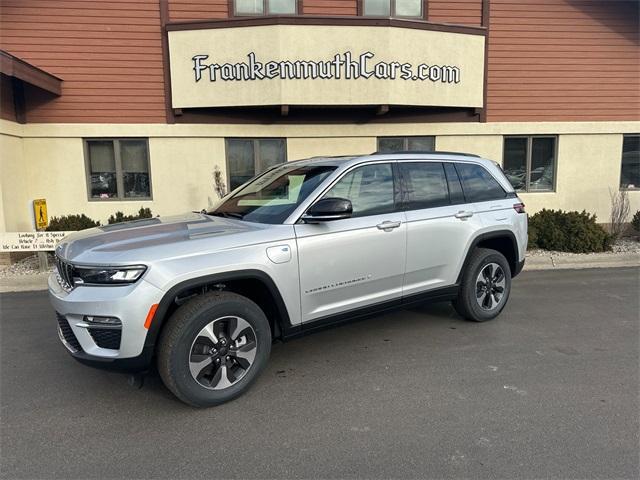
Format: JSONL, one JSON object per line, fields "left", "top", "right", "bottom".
{"left": 73, "top": 265, "right": 147, "bottom": 285}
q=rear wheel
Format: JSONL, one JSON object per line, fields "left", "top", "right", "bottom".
{"left": 453, "top": 248, "right": 512, "bottom": 322}
{"left": 157, "top": 291, "right": 271, "bottom": 407}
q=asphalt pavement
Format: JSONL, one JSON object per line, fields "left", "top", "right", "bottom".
{"left": 1, "top": 268, "right": 638, "bottom": 479}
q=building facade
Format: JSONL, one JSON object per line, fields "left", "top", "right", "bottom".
{"left": 0, "top": 0, "right": 638, "bottom": 232}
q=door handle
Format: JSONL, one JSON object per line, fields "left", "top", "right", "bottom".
{"left": 376, "top": 220, "right": 401, "bottom": 231}
{"left": 454, "top": 210, "right": 474, "bottom": 220}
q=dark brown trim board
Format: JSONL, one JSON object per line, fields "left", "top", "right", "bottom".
{"left": 159, "top": 0, "right": 175, "bottom": 124}
{"left": 480, "top": 0, "right": 490, "bottom": 123}
{"left": 0, "top": 50, "right": 62, "bottom": 96}
{"left": 166, "top": 15, "right": 487, "bottom": 36}
{"left": 11, "top": 77, "right": 26, "bottom": 124}
{"left": 173, "top": 106, "right": 480, "bottom": 125}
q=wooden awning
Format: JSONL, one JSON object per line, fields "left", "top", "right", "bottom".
{"left": 0, "top": 50, "right": 62, "bottom": 96}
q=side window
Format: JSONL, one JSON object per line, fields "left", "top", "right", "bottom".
{"left": 323, "top": 163, "right": 395, "bottom": 217}
{"left": 443, "top": 163, "right": 465, "bottom": 205}
{"left": 455, "top": 163, "right": 507, "bottom": 203}
{"left": 399, "top": 162, "right": 449, "bottom": 210}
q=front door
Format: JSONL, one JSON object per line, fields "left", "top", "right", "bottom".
{"left": 294, "top": 162, "right": 406, "bottom": 323}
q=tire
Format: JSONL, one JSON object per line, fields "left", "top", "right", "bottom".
{"left": 453, "top": 248, "right": 512, "bottom": 322}
{"left": 157, "top": 291, "right": 271, "bottom": 407}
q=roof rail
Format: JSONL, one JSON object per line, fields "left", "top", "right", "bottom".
{"left": 370, "top": 150, "right": 481, "bottom": 157}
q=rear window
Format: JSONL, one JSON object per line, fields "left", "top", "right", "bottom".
{"left": 454, "top": 163, "right": 507, "bottom": 203}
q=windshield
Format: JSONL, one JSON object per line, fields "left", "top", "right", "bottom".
{"left": 208, "top": 164, "right": 337, "bottom": 224}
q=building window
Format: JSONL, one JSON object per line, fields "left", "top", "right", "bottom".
{"left": 363, "top": 0, "right": 423, "bottom": 18}
{"left": 85, "top": 139, "right": 151, "bottom": 200}
{"left": 377, "top": 136, "right": 435, "bottom": 153}
{"left": 503, "top": 136, "right": 557, "bottom": 192}
{"left": 234, "top": 0, "right": 297, "bottom": 16}
{"left": 226, "top": 138, "right": 287, "bottom": 190}
{"left": 620, "top": 135, "right": 640, "bottom": 189}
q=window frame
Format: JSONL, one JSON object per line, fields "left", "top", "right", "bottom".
{"left": 377, "top": 135, "right": 436, "bottom": 153}
{"left": 225, "top": 137, "right": 288, "bottom": 191}
{"left": 620, "top": 134, "right": 640, "bottom": 191}
{"left": 83, "top": 138, "right": 152, "bottom": 202}
{"left": 232, "top": 0, "right": 299, "bottom": 16}
{"left": 360, "top": 0, "right": 427, "bottom": 20}
{"left": 503, "top": 135, "right": 558, "bottom": 193}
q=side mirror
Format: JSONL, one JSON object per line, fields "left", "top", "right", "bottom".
{"left": 301, "top": 197, "right": 353, "bottom": 223}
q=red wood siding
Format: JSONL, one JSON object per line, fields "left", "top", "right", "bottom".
{"left": 487, "top": 0, "right": 640, "bottom": 122}
{"left": 428, "top": 0, "right": 482, "bottom": 26}
{"left": 169, "top": 0, "right": 228, "bottom": 20}
{"left": 0, "top": 0, "right": 166, "bottom": 123}
{"left": 303, "top": 0, "right": 357, "bottom": 16}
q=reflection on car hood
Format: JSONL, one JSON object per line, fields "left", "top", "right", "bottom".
{"left": 55, "top": 212, "right": 290, "bottom": 264}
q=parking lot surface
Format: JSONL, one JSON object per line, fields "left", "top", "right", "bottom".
{"left": 1, "top": 268, "right": 638, "bottom": 479}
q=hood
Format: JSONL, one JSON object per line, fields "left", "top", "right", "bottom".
{"left": 56, "top": 212, "right": 288, "bottom": 264}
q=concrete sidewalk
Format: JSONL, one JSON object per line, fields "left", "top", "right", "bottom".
{"left": 1, "top": 251, "right": 638, "bottom": 293}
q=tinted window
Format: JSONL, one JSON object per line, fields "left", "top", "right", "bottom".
{"left": 377, "top": 136, "right": 435, "bottom": 153}
{"left": 324, "top": 163, "right": 395, "bottom": 217}
{"left": 400, "top": 162, "right": 449, "bottom": 210}
{"left": 443, "top": 163, "right": 465, "bottom": 205}
{"left": 503, "top": 136, "right": 556, "bottom": 192}
{"left": 86, "top": 139, "right": 151, "bottom": 200}
{"left": 455, "top": 163, "right": 506, "bottom": 202}
{"left": 620, "top": 135, "right": 640, "bottom": 189}
{"left": 226, "top": 138, "right": 286, "bottom": 191}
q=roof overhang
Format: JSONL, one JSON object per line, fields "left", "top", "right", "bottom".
{"left": 0, "top": 50, "right": 62, "bottom": 96}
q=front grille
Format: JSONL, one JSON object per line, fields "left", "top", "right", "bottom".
{"left": 55, "top": 255, "right": 75, "bottom": 291}
{"left": 88, "top": 328, "right": 122, "bottom": 350}
{"left": 56, "top": 313, "right": 82, "bottom": 352}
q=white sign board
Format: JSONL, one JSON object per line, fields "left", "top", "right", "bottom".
{"left": 0, "top": 232, "right": 72, "bottom": 252}
{"left": 168, "top": 24, "right": 485, "bottom": 108}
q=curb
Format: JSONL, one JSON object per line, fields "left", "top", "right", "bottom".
{"left": 1, "top": 252, "right": 638, "bottom": 294}
{"left": 524, "top": 252, "right": 639, "bottom": 271}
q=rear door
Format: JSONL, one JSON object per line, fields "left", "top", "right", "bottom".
{"left": 294, "top": 162, "right": 406, "bottom": 322}
{"left": 454, "top": 162, "right": 514, "bottom": 226}
{"left": 400, "top": 161, "right": 483, "bottom": 295}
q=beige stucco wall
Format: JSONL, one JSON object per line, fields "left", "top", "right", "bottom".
{"left": 0, "top": 131, "right": 29, "bottom": 231}
{"left": 288, "top": 137, "right": 375, "bottom": 160}
{"left": 1, "top": 119, "right": 639, "bottom": 232}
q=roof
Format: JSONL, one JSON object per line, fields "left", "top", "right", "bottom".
{"left": 0, "top": 50, "right": 62, "bottom": 95}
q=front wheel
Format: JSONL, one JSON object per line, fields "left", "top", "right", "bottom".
{"left": 157, "top": 291, "right": 271, "bottom": 407}
{"left": 453, "top": 248, "right": 512, "bottom": 322}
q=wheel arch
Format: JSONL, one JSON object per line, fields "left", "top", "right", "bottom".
{"left": 456, "top": 230, "right": 520, "bottom": 284}
{"left": 145, "top": 269, "right": 291, "bottom": 350}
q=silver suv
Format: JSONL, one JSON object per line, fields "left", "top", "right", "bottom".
{"left": 49, "top": 152, "right": 527, "bottom": 407}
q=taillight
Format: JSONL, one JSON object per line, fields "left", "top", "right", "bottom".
{"left": 513, "top": 202, "right": 526, "bottom": 214}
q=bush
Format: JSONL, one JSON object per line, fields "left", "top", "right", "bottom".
{"left": 632, "top": 211, "right": 640, "bottom": 232}
{"left": 107, "top": 207, "right": 153, "bottom": 225}
{"left": 46, "top": 214, "right": 100, "bottom": 231}
{"left": 528, "top": 209, "right": 613, "bottom": 253}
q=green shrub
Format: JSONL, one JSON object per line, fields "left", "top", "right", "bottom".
{"left": 107, "top": 207, "right": 153, "bottom": 225}
{"left": 632, "top": 211, "right": 640, "bottom": 232}
{"left": 46, "top": 214, "right": 100, "bottom": 231}
{"left": 528, "top": 209, "right": 612, "bottom": 253}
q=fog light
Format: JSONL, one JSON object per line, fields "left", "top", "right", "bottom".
{"left": 84, "top": 315, "right": 121, "bottom": 326}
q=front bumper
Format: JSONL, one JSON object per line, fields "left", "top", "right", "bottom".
{"left": 49, "top": 273, "right": 164, "bottom": 371}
